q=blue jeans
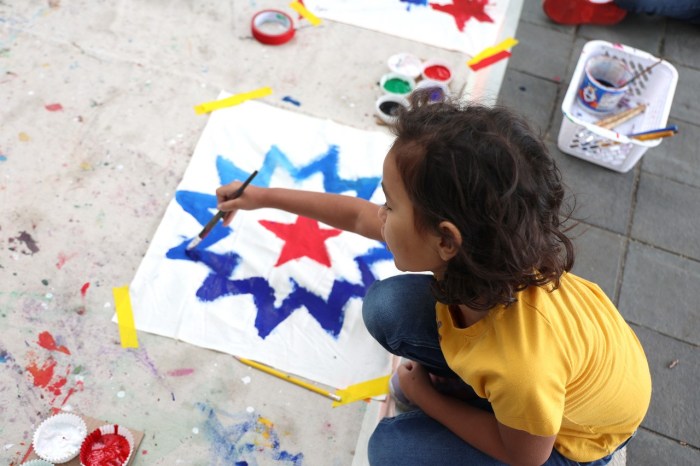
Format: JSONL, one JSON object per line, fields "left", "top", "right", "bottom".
{"left": 362, "top": 274, "right": 629, "bottom": 466}
{"left": 615, "top": 0, "right": 700, "bottom": 22}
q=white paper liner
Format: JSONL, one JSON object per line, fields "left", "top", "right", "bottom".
{"left": 32, "top": 413, "right": 87, "bottom": 464}
{"left": 80, "top": 424, "right": 134, "bottom": 466}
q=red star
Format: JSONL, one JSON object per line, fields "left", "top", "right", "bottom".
{"left": 259, "top": 216, "right": 342, "bottom": 267}
{"left": 430, "top": 0, "right": 494, "bottom": 32}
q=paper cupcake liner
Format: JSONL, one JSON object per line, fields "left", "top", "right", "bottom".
{"left": 32, "top": 412, "right": 87, "bottom": 464}
{"left": 80, "top": 424, "right": 134, "bottom": 466}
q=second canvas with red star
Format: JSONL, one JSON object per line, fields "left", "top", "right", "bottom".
{"left": 125, "top": 95, "right": 398, "bottom": 389}
{"left": 302, "top": 0, "right": 511, "bottom": 56}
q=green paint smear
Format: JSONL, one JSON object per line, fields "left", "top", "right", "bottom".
{"left": 383, "top": 78, "right": 412, "bottom": 94}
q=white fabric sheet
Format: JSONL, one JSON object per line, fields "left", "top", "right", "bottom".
{"left": 303, "top": 0, "right": 510, "bottom": 56}
{"left": 124, "top": 97, "right": 398, "bottom": 388}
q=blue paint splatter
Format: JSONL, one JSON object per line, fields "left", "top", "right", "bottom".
{"left": 282, "top": 96, "right": 301, "bottom": 106}
{"left": 401, "top": 0, "right": 428, "bottom": 11}
{"left": 0, "top": 154, "right": 7, "bottom": 162}
{"left": 0, "top": 350, "right": 9, "bottom": 363}
{"left": 197, "top": 402, "right": 304, "bottom": 466}
{"left": 167, "top": 144, "right": 390, "bottom": 338}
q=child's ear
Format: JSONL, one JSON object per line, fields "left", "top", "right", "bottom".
{"left": 437, "top": 221, "right": 462, "bottom": 261}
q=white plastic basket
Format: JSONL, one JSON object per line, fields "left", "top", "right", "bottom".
{"left": 557, "top": 40, "right": 678, "bottom": 173}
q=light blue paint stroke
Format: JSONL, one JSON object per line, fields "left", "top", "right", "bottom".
{"left": 197, "top": 402, "right": 304, "bottom": 466}
{"left": 215, "top": 144, "right": 381, "bottom": 200}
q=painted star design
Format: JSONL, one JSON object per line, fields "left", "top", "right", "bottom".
{"left": 430, "top": 0, "right": 494, "bottom": 31}
{"left": 260, "top": 216, "right": 342, "bottom": 267}
{"left": 166, "top": 144, "right": 391, "bottom": 338}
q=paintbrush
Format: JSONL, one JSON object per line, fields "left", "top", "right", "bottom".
{"left": 186, "top": 170, "right": 259, "bottom": 250}
{"left": 617, "top": 59, "right": 664, "bottom": 88}
{"left": 597, "top": 125, "right": 678, "bottom": 148}
{"left": 237, "top": 357, "right": 342, "bottom": 402}
{"left": 595, "top": 103, "right": 647, "bottom": 129}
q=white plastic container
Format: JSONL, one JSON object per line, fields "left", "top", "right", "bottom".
{"left": 557, "top": 40, "right": 678, "bottom": 173}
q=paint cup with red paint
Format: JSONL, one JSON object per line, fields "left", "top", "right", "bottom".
{"left": 375, "top": 94, "right": 410, "bottom": 124}
{"left": 421, "top": 59, "right": 453, "bottom": 85}
{"left": 380, "top": 72, "right": 415, "bottom": 96}
{"left": 80, "top": 424, "right": 134, "bottom": 466}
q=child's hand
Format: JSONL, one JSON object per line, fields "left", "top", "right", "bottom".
{"left": 216, "top": 182, "right": 265, "bottom": 226}
{"left": 397, "top": 361, "right": 435, "bottom": 407}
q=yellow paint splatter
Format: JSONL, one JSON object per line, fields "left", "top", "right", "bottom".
{"left": 19, "top": 132, "right": 30, "bottom": 142}
{"left": 80, "top": 162, "right": 92, "bottom": 171}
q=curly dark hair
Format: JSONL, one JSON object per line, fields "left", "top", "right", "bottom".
{"left": 389, "top": 91, "right": 575, "bottom": 311}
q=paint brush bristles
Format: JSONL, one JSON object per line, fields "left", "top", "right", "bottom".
{"left": 186, "top": 170, "right": 259, "bottom": 250}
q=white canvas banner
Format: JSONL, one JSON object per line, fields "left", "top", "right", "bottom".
{"left": 123, "top": 97, "right": 398, "bottom": 389}
{"left": 303, "top": 0, "right": 511, "bottom": 56}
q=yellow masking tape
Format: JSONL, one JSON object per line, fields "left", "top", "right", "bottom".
{"left": 194, "top": 87, "right": 273, "bottom": 115}
{"left": 468, "top": 37, "right": 519, "bottom": 65}
{"left": 289, "top": 1, "right": 322, "bottom": 26}
{"left": 113, "top": 286, "right": 139, "bottom": 348}
{"left": 332, "top": 374, "right": 391, "bottom": 407}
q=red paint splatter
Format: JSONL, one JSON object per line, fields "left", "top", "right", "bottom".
{"left": 81, "top": 282, "right": 90, "bottom": 297}
{"left": 142, "top": 450, "right": 148, "bottom": 455}
{"left": 430, "top": 0, "right": 494, "bottom": 32}
{"left": 166, "top": 368, "right": 195, "bottom": 377}
{"left": 56, "top": 251, "right": 78, "bottom": 269}
{"left": 26, "top": 357, "right": 57, "bottom": 389}
{"left": 38, "top": 331, "right": 71, "bottom": 355}
{"left": 45, "top": 103, "right": 64, "bottom": 111}
{"left": 56, "top": 380, "right": 84, "bottom": 409}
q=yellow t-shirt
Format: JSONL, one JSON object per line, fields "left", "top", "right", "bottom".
{"left": 436, "top": 273, "right": 651, "bottom": 462}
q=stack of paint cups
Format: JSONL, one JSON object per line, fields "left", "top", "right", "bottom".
{"left": 375, "top": 53, "right": 453, "bottom": 124}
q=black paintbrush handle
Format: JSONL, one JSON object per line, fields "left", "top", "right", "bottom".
{"left": 196, "top": 170, "right": 259, "bottom": 240}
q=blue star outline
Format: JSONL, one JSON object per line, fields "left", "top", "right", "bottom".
{"left": 166, "top": 144, "right": 391, "bottom": 338}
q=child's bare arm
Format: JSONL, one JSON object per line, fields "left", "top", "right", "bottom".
{"left": 216, "top": 183, "right": 384, "bottom": 242}
{"left": 398, "top": 362, "right": 556, "bottom": 466}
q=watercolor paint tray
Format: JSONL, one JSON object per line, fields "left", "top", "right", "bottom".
{"left": 18, "top": 414, "right": 144, "bottom": 466}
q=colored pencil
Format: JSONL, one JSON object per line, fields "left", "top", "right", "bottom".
{"left": 186, "top": 170, "right": 258, "bottom": 250}
{"left": 237, "top": 357, "right": 342, "bottom": 402}
{"left": 627, "top": 125, "right": 678, "bottom": 138}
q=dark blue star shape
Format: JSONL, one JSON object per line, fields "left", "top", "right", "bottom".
{"left": 166, "top": 144, "right": 391, "bottom": 338}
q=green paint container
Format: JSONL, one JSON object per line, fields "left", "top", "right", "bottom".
{"left": 380, "top": 72, "right": 415, "bottom": 96}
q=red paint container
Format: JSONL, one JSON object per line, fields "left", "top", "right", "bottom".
{"left": 80, "top": 424, "right": 134, "bottom": 466}
{"left": 421, "top": 59, "right": 453, "bottom": 84}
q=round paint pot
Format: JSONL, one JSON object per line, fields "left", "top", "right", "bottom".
{"left": 32, "top": 413, "right": 87, "bottom": 464}
{"left": 577, "top": 55, "right": 632, "bottom": 113}
{"left": 80, "top": 424, "right": 134, "bottom": 466}
{"left": 376, "top": 94, "right": 410, "bottom": 124}
{"left": 387, "top": 52, "right": 423, "bottom": 79}
{"left": 414, "top": 79, "right": 450, "bottom": 102}
{"left": 379, "top": 72, "right": 415, "bottom": 96}
{"left": 421, "top": 58, "right": 453, "bottom": 84}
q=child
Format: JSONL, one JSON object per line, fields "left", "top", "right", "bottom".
{"left": 216, "top": 92, "right": 651, "bottom": 466}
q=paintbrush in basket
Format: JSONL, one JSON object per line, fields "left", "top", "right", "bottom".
{"left": 186, "top": 170, "right": 258, "bottom": 250}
